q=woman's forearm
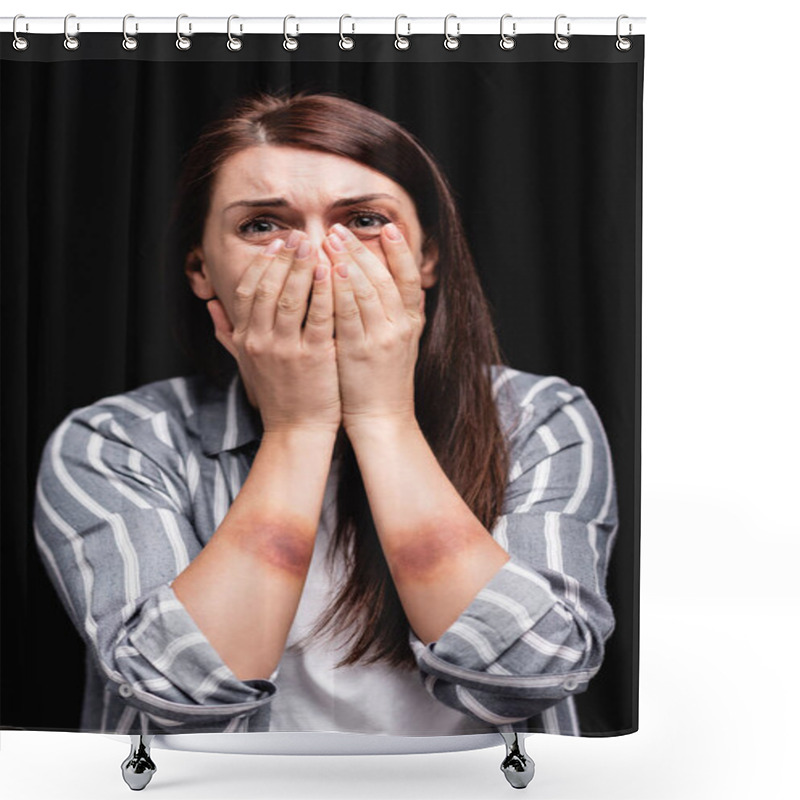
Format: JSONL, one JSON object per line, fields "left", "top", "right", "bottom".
{"left": 345, "top": 419, "right": 511, "bottom": 646}
{"left": 171, "top": 426, "right": 337, "bottom": 682}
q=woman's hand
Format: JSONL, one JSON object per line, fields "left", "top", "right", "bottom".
{"left": 206, "top": 230, "right": 342, "bottom": 435}
{"left": 324, "top": 222, "right": 426, "bottom": 433}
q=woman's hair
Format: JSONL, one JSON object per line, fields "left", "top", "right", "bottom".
{"left": 163, "top": 89, "right": 514, "bottom": 670}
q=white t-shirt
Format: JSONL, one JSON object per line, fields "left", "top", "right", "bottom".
{"left": 267, "top": 456, "right": 498, "bottom": 736}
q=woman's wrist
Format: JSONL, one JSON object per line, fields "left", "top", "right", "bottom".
{"left": 260, "top": 421, "right": 341, "bottom": 441}
{"left": 342, "top": 412, "right": 419, "bottom": 443}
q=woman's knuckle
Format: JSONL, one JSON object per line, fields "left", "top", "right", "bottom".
{"left": 305, "top": 308, "right": 330, "bottom": 326}
{"left": 254, "top": 283, "right": 277, "bottom": 302}
{"left": 277, "top": 294, "right": 302, "bottom": 314}
{"left": 375, "top": 276, "right": 395, "bottom": 293}
{"left": 340, "top": 306, "right": 361, "bottom": 321}
{"left": 392, "top": 324, "right": 412, "bottom": 344}
{"left": 356, "top": 286, "right": 379, "bottom": 303}
{"left": 398, "top": 275, "right": 421, "bottom": 292}
{"left": 375, "top": 333, "right": 394, "bottom": 350}
{"left": 243, "top": 336, "right": 264, "bottom": 357}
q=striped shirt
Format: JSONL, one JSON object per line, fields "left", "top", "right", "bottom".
{"left": 32, "top": 364, "right": 618, "bottom": 737}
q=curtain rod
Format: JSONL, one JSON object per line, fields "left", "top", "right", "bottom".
{"left": 1, "top": 16, "right": 646, "bottom": 37}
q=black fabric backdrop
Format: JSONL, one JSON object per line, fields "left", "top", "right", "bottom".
{"left": 0, "top": 33, "right": 643, "bottom": 734}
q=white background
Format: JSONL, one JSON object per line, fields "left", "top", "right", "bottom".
{"left": 2, "top": 1, "right": 798, "bottom": 798}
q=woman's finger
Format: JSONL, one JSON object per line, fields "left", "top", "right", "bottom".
{"left": 302, "top": 262, "right": 334, "bottom": 346}
{"left": 232, "top": 239, "right": 283, "bottom": 332}
{"left": 248, "top": 233, "right": 302, "bottom": 335}
{"left": 272, "top": 234, "right": 317, "bottom": 343}
{"left": 328, "top": 246, "right": 365, "bottom": 341}
{"left": 326, "top": 232, "right": 384, "bottom": 337}
{"left": 330, "top": 223, "right": 406, "bottom": 323}
{"left": 380, "top": 222, "right": 424, "bottom": 320}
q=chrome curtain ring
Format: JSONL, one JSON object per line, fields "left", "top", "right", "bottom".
{"left": 12, "top": 14, "right": 29, "bottom": 51}
{"left": 227, "top": 15, "right": 243, "bottom": 51}
{"left": 444, "top": 14, "right": 460, "bottom": 50}
{"left": 500, "top": 14, "right": 516, "bottom": 50}
{"left": 394, "top": 15, "right": 410, "bottom": 50}
{"left": 63, "top": 13, "right": 80, "bottom": 51}
{"left": 283, "top": 15, "right": 299, "bottom": 50}
{"left": 176, "top": 14, "right": 192, "bottom": 50}
{"left": 554, "top": 14, "right": 571, "bottom": 51}
{"left": 616, "top": 15, "right": 632, "bottom": 51}
{"left": 122, "top": 15, "right": 138, "bottom": 51}
{"left": 339, "top": 15, "right": 355, "bottom": 50}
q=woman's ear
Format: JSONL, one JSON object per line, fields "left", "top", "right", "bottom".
{"left": 184, "top": 247, "right": 216, "bottom": 300}
{"left": 420, "top": 238, "right": 439, "bottom": 289}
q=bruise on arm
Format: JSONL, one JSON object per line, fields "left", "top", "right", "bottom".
{"left": 385, "top": 516, "right": 493, "bottom": 584}
{"left": 230, "top": 516, "right": 316, "bottom": 580}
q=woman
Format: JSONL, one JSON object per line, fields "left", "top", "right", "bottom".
{"left": 33, "top": 90, "right": 618, "bottom": 738}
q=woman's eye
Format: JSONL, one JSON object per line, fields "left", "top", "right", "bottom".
{"left": 239, "top": 217, "right": 279, "bottom": 235}
{"left": 349, "top": 212, "right": 390, "bottom": 232}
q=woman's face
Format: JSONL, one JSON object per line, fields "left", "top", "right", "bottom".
{"left": 185, "top": 144, "right": 439, "bottom": 324}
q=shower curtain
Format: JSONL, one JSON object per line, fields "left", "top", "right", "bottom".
{"left": 0, "top": 24, "right": 643, "bottom": 740}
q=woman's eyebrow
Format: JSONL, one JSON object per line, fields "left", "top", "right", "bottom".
{"left": 223, "top": 193, "right": 398, "bottom": 213}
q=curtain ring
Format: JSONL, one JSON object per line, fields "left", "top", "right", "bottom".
{"left": 444, "top": 14, "right": 460, "bottom": 50}
{"left": 616, "top": 15, "right": 632, "bottom": 51}
{"left": 339, "top": 15, "right": 355, "bottom": 50}
{"left": 63, "top": 13, "right": 80, "bottom": 51}
{"left": 500, "top": 14, "right": 516, "bottom": 50}
{"left": 554, "top": 14, "right": 570, "bottom": 51}
{"left": 227, "top": 15, "right": 242, "bottom": 51}
{"left": 12, "top": 14, "right": 29, "bottom": 51}
{"left": 394, "top": 15, "right": 410, "bottom": 50}
{"left": 122, "top": 15, "right": 138, "bottom": 51}
{"left": 283, "top": 15, "right": 299, "bottom": 50}
{"left": 176, "top": 14, "right": 192, "bottom": 50}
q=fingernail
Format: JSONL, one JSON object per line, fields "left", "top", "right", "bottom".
{"left": 267, "top": 239, "right": 284, "bottom": 254}
{"left": 332, "top": 223, "right": 350, "bottom": 239}
{"left": 296, "top": 239, "right": 311, "bottom": 259}
{"left": 327, "top": 232, "right": 344, "bottom": 252}
{"left": 385, "top": 222, "right": 402, "bottom": 241}
{"left": 286, "top": 230, "right": 301, "bottom": 248}
{"left": 314, "top": 264, "right": 327, "bottom": 281}
{"left": 336, "top": 263, "right": 348, "bottom": 278}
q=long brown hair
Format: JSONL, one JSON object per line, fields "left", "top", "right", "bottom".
{"left": 164, "top": 89, "right": 515, "bottom": 670}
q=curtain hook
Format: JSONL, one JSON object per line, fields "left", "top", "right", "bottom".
{"left": 554, "top": 14, "right": 571, "bottom": 51}
{"left": 64, "top": 13, "right": 80, "bottom": 51}
{"left": 122, "top": 14, "right": 138, "bottom": 51}
{"left": 227, "top": 15, "right": 242, "bottom": 51}
{"left": 339, "top": 15, "right": 355, "bottom": 50}
{"left": 395, "top": 15, "right": 411, "bottom": 50}
{"left": 283, "top": 15, "right": 299, "bottom": 50}
{"left": 12, "top": 14, "right": 29, "bottom": 51}
{"left": 176, "top": 14, "right": 192, "bottom": 50}
{"left": 500, "top": 14, "right": 516, "bottom": 50}
{"left": 616, "top": 15, "right": 632, "bottom": 51}
{"left": 444, "top": 14, "right": 460, "bottom": 50}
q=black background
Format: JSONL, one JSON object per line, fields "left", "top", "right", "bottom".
{"left": 1, "top": 33, "right": 643, "bottom": 735}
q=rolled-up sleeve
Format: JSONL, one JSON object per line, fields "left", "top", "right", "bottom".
{"left": 409, "top": 377, "right": 619, "bottom": 725}
{"left": 32, "top": 405, "right": 277, "bottom": 729}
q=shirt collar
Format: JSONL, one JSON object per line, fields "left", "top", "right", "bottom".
{"left": 198, "top": 371, "right": 263, "bottom": 456}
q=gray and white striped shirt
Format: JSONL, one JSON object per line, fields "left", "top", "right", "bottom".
{"left": 33, "top": 364, "right": 618, "bottom": 737}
